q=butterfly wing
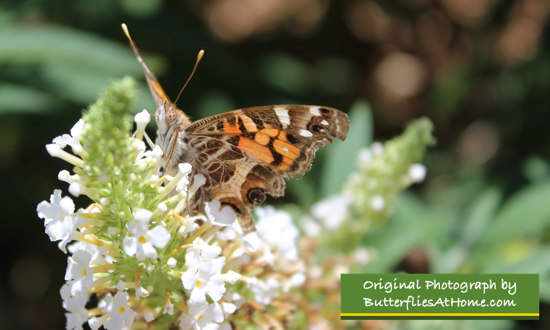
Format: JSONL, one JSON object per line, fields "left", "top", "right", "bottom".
{"left": 183, "top": 105, "right": 349, "bottom": 232}
{"left": 122, "top": 24, "right": 174, "bottom": 110}
{"left": 122, "top": 24, "right": 192, "bottom": 174}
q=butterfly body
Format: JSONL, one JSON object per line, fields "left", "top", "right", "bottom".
{"left": 122, "top": 24, "right": 349, "bottom": 233}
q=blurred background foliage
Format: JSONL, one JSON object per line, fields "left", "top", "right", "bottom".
{"left": 1, "top": 0, "right": 550, "bottom": 329}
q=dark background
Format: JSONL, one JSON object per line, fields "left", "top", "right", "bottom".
{"left": 1, "top": 0, "right": 549, "bottom": 328}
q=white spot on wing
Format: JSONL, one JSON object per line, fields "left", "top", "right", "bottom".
{"left": 299, "top": 129, "right": 313, "bottom": 137}
{"left": 321, "top": 119, "right": 329, "bottom": 125}
{"left": 310, "top": 107, "right": 321, "bottom": 116}
{"left": 275, "top": 107, "right": 290, "bottom": 127}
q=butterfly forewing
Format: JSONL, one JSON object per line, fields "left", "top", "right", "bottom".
{"left": 123, "top": 24, "right": 349, "bottom": 233}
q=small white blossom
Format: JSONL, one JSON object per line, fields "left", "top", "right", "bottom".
{"left": 181, "top": 238, "right": 240, "bottom": 304}
{"left": 157, "top": 202, "right": 168, "bottom": 212}
{"left": 135, "top": 144, "right": 163, "bottom": 170}
{"left": 68, "top": 183, "right": 82, "bottom": 197}
{"left": 332, "top": 265, "right": 349, "bottom": 278}
{"left": 357, "top": 148, "right": 373, "bottom": 167}
{"left": 352, "top": 247, "right": 371, "bottom": 265}
{"left": 222, "top": 301, "right": 237, "bottom": 316}
{"left": 370, "top": 195, "right": 385, "bottom": 211}
{"left": 311, "top": 195, "right": 351, "bottom": 230}
{"left": 310, "top": 319, "right": 331, "bottom": 330}
{"left": 301, "top": 216, "right": 321, "bottom": 237}
{"left": 68, "top": 241, "right": 112, "bottom": 265}
{"left": 122, "top": 209, "right": 171, "bottom": 261}
{"left": 178, "top": 301, "right": 224, "bottom": 330}
{"left": 176, "top": 163, "right": 193, "bottom": 192}
{"left": 181, "top": 255, "right": 226, "bottom": 303}
{"left": 116, "top": 280, "right": 127, "bottom": 291}
{"left": 188, "top": 173, "right": 206, "bottom": 197}
{"left": 65, "top": 250, "right": 93, "bottom": 296}
{"left": 37, "top": 190, "right": 76, "bottom": 252}
{"left": 72, "top": 206, "right": 100, "bottom": 228}
{"left": 88, "top": 317, "right": 101, "bottom": 330}
{"left": 61, "top": 283, "right": 88, "bottom": 330}
{"left": 308, "top": 266, "right": 323, "bottom": 280}
{"left": 167, "top": 257, "right": 177, "bottom": 267}
{"left": 58, "top": 170, "right": 83, "bottom": 197}
{"left": 136, "top": 285, "right": 150, "bottom": 299}
{"left": 185, "top": 238, "right": 222, "bottom": 268}
{"left": 371, "top": 141, "right": 384, "bottom": 155}
{"left": 53, "top": 119, "right": 85, "bottom": 154}
{"left": 242, "top": 232, "right": 261, "bottom": 252}
{"left": 246, "top": 277, "right": 280, "bottom": 305}
{"left": 164, "top": 299, "right": 174, "bottom": 315}
{"left": 256, "top": 207, "right": 299, "bottom": 262}
{"left": 101, "top": 292, "right": 135, "bottom": 330}
{"left": 135, "top": 109, "right": 151, "bottom": 125}
{"left": 216, "top": 225, "right": 237, "bottom": 240}
{"left": 107, "top": 227, "right": 119, "bottom": 236}
{"left": 46, "top": 143, "right": 63, "bottom": 157}
{"left": 178, "top": 216, "right": 200, "bottom": 237}
{"left": 205, "top": 199, "right": 237, "bottom": 227}
{"left": 144, "top": 145, "right": 163, "bottom": 161}
{"left": 144, "top": 312, "right": 155, "bottom": 322}
{"left": 409, "top": 163, "right": 427, "bottom": 182}
{"left": 133, "top": 140, "right": 147, "bottom": 157}
{"left": 283, "top": 272, "right": 306, "bottom": 292}
{"left": 223, "top": 292, "right": 246, "bottom": 308}
{"left": 134, "top": 109, "right": 151, "bottom": 140}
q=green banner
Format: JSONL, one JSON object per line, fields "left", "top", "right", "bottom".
{"left": 341, "top": 274, "right": 539, "bottom": 320}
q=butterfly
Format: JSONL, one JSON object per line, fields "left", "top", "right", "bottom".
{"left": 122, "top": 24, "right": 349, "bottom": 233}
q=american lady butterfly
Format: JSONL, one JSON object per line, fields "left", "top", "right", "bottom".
{"left": 122, "top": 24, "right": 349, "bottom": 233}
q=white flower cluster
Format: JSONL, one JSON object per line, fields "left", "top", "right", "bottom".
{"left": 38, "top": 111, "right": 305, "bottom": 329}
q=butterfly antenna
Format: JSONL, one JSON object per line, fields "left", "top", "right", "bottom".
{"left": 121, "top": 24, "right": 154, "bottom": 77}
{"left": 174, "top": 50, "right": 205, "bottom": 105}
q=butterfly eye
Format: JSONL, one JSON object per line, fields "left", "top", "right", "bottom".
{"left": 247, "top": 188, "right": 266, "bottom": 204}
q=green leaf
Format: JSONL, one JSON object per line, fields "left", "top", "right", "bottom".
{"left": 0, "top": 84, "right": 57, "bottom": 114}
{"left": 460, "top": 187, "right": 502, "bottom": 247}
{"left": 0, "top": 25, "right": 164, "bottom": 106}
{"left": 0, "top": 25, "right": 154, "bottom": 73}
{"left": 364, "top": 194, "right": 450, "bottom": 272}
{"left": 320, "top": 101, "right": 372, "bottom": 197}
{"left": 479, "top": 181, "right": 550, "bottom": 246}
{"left": 541, "top": 273, "right": 550, "bottom": 302}
{"left": 483, "top": 245, "right": 550, "bottom": 272}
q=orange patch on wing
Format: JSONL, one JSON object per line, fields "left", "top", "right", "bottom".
{"left": 239, "top": 116, "right": 257, "bottom": 132}
{"left": 238, "top": 137, "right": 274, "bottom": 163}
{"left": 277, "top": 131, "right": 288, "bottom": 141}
{"left": 273, "top": 139, "right": 300, "bottom": 160}
{"left": 254, "top": 132, "right": 270, "bottom": 146}
{"left": 260, "top": 128, "right": 279, "bottom": 137}
{"left": 223, "top": 119, "right": 242, "bottom": 134}
{"left": 278, "top": 157, "right": 293, "bottom": 170}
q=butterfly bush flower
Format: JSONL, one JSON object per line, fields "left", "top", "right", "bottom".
{"left": 37, "top": 189, "right": 76, "bottom": 252}
{"left": 38, "top": 79, "right": 434, "bottom": 329}
{"left": 178, "top": 301, "right": 224, "bottom": 330}
{"left": 122, "top": 209, "right": 171, "bottom": 260}
{"left": 181, "top": 238, "right": 240, "bottom": 303}
{"left": 65, "top": 250, "right": 93, "bottom": 296}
